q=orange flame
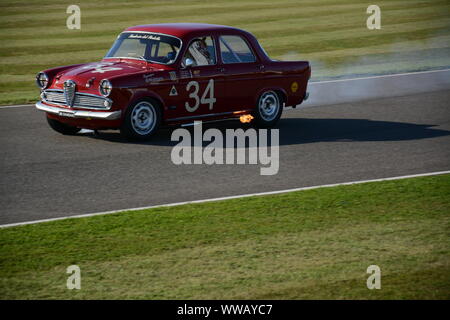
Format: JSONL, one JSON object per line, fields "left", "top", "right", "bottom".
{"left": 239, "top": 114, "right": 254, "bottom": 123}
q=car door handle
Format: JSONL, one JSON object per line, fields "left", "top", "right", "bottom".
{"left": 217, "top": 67, "right": 225, "bottom": 72}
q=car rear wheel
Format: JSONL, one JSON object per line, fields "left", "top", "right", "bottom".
{"left": 254, "top": 90, "right": 283, "bottom": 128}
{"left": 46, "top": 116, "right": 81, "bottom": 135}
{"left": 120, "top": 99, "right": 161, "bottom": 140}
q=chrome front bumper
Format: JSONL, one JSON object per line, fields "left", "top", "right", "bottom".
{"left": 35, "top": 101, "right": 121, "bottom": 120}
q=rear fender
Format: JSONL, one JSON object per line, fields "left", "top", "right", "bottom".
{"left": 254, "top": 87, "right": 288, "bottom": 107}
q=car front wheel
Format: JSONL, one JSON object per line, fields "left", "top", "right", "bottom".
{"left": 120, "top": 99, "right": 161, "bottom": 140}
{"left": 254, "top": 90, "right": 283, "bottom": 128}
{"left": 46, "top": 116, "right": 81, "bottom": 135}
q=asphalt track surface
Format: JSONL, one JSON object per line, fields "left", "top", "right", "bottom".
{"left": 1, "top": 73, "right": 450, "bottom": 225}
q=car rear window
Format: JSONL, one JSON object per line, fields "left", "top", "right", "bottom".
{"left": 219, "top": 35, "right": 256, "bottom": 64}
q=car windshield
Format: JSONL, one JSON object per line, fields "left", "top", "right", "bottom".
{"left": 105, "top": 32, "right": 182, "bottom": 65}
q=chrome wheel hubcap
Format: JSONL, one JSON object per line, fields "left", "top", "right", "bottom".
{"left": 259, "top": 91, "right": 280, "bottom": 121}
{"left": 131, "top": 102, "right": 156, "bottom": 135}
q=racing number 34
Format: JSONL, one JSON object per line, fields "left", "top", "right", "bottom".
{"left": 185, "top": 79, "right": 216, "bottom": 112}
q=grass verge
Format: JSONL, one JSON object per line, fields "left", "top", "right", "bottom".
{"left": 0, "top": 174, "right": 449, "bottom": 299}
{"left": 1, "top": 0, "right": 449, "bottom": 105}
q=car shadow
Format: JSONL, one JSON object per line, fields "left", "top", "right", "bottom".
{"left": 278, "top": 117, "right": 450, "bottom": 145}
{"left": 83, "top": 117, "right": 450, "bottom": 147}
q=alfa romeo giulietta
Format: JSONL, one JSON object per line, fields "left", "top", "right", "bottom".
{"left": 35, "top": 23, "right": 310, "bottom": 140}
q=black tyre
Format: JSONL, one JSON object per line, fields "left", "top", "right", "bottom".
{"left": 253, "top": 90, "right": 283, "bottom": 128}
{"left": 120, "top": 99, "right": 162, "bottom": 140}
{"left": 46, "top": 116, "right": 81, "bottom": 135}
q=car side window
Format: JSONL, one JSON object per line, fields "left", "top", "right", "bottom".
{"left": 220, "top": 35, "right": 256, "bottom": 64}
{"left": 182, "top": 36, "right": 216, "bottom": 67}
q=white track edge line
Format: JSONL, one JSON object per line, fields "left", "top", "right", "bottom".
{"left": 1, "top": 68, "right": 449, "bottom": 109}
{"left": 1, "top": 170, "right": 449, "bottom": 229}
{"left": 0, "top": 104, "right": 33, "bottom": 109}
{"left": 308, "top": 68, "right": 450, "bottom": 84}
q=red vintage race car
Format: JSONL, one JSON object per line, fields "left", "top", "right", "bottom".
{"left": 35, "top": 23, "right": 310, "bottom": 140}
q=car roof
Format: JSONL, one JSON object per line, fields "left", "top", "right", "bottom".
{"left": 124, "top": 23, "right": 243, "bottom": 38}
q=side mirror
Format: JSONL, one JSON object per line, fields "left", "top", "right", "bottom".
{"left": 183, "top": 57, "right": 194, "bottom": 68}
{"left": 167, "top": 52, "right": 176, "bottom": 61}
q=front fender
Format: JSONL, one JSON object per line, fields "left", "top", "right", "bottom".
{"left": 128, "top": 89, "right": 165, "bottom": 110}
{"left": 109, "top": 71, "right": 168, "bottom": 115}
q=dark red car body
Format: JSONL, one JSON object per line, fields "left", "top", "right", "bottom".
{"left": 36, "top": 23, "right": 310, "bottom": 135}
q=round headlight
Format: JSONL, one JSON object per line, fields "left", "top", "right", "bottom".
{"left": 99, "top": 79, "right": 112, "bottom": 97}
{"left": 36, "top": 72, "right": 49, "bottom": 89}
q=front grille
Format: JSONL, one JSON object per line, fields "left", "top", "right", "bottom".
{"left": 42, "top": 89, "right": 111, "bottom": 110}
{"left": 45, "top": 91, "right": 66, "bottom": 104}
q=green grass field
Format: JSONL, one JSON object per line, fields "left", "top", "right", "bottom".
{"left": 0, "top": 0, "right": 449, "bottom": 105}
{"left": 1, "top": 174, "right": 449, "bottom": 299}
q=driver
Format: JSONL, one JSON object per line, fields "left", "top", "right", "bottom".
{"left": 186, "top": 38, "right": 212, "bottom": 66}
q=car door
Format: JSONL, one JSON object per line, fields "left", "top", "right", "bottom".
{"left": 218, "top": 34, "right": 262, "bottom": 112}
{"left": 176, "top": 35, "right": 225, "bottom": 120}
